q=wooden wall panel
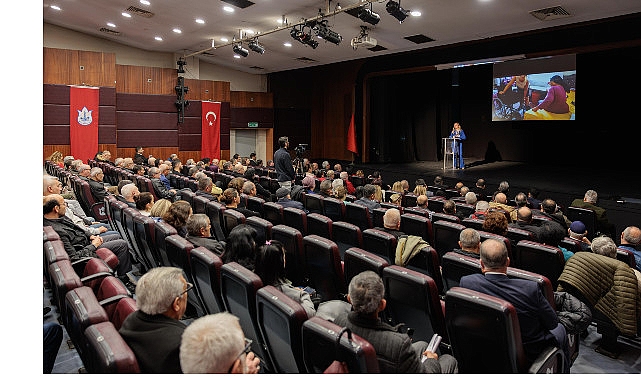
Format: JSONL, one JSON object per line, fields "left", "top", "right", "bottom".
{"left": 117, "top": 112, "right": 178, "bottom": 130}
{"left": 117, "top": 93, "right": 176, "bottom": 112}
{"left": 179, "top": 134, "right": 202, "bottom": 151}
{"left": 116, "top": 65, "right": 176, "bottom": 95}
{"left": 44, "top": 83, "right": 70, "bottom": 104}
{"left": 44, "top": 145, "right": 71, "bottom": 160}
{"left": 43, "top": 48, "right": 116, "bottom": 87}
{"left": 43, "top": 126, "right": 71, "bottom": 145}
{"left": 44, "top": 104, "right": 69, "bottom": 125}
{"left": 99, "top": 126, "right": 117, "bottom": 143}
{"left": 184, "top": 79, "right": 231, "bottom": 102}
{"left": 117, "top": 130, "right": 178, "bottom": 147}
{"left": 79, "top": 50, "right": 117, "bottom": 87}
{"left": 230, "top": 91, "right": 273, "bottom": 108}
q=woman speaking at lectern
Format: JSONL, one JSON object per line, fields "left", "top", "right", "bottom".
{"left": 449, "top": 122, "right": 466, "bottom": 169}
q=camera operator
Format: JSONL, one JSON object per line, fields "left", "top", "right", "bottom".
{"left": 274, "top": 136, "right": 296, "bottom": 190}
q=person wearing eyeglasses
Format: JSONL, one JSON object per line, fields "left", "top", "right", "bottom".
{"left": 119, "top": 267, "right": 193, "bottom": 373}
{"left": 180, "top": 312, "right": 260, "bottom": 374}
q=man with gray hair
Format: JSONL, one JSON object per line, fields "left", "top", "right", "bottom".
{"left": 453, "top": 228, "right": 481, "bottom": 258}
{"left": 180, "top": 313, "right": 260, "bottom": 374}
{"left": 119, "top": 267, "right": 192, "bottom": 373}
{"left": 332, "top": 271, "right": 458, "bottom": 373}
{"left": 340, "top": 171, "right": 356, "bottom": 194}
{"left": 591, "top": 235, "right": 618, "bottom": 258}
{"left": 571, "top": 189, "right": 615, "bottom": 237}
{"left": 77, "top": 163, "right": 91, "bottom": 179}
{"left": 87, "top": 166, "right": 108, "bottom": 203}
{"left": 149, "top": 166, "right": 177, "bottom": 200}
{"left": 619, "top": 226, "right": 641, "bottom": 272}
{"left": 120, "top": 183, "right": 140, "bottom": 208}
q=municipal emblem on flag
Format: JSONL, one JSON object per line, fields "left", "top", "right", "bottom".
{"left": 77, "top": 107, "right": 93, "bottom": 126}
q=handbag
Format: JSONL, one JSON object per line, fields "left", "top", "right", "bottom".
{"left": 323, "top": 327, "right": 352, "bottom": 374}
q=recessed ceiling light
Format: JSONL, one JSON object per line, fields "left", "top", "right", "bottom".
{"left": 233, "top": 54, "right": 241, "bottom": 59}
{"left": 154, "top": 36, "right": 163, "bottom": 41}
{"left": 173, "top": 28, "right": 182, "bottom": 34}
{"left": 410, "top": 11, "right": 422, "bottom": 17}
{"left": 107, "top": 22, "right": 116, "bottom": 28}
{"left": 122, "top": 12, "right": 132, "bottom": 18}
{"left": 139, "top": 0, "right": 150, "bottom": 5}
{"left": 283, "top": 42, "right": 292, "bottom": 47}
{"left": 195, "top": 18, "right": 205, "bottom": 24}
{"left": 277, "top": 18, "right": 283, "bottom": 24}
{"left": 244, "top": 29, "right": 255, "bottom": 35}
{"left": 50, "top": 5, "right": 61, "bottom": 11}
{"left": 223, "top": 6, "right": 234, "bottom": 13}
{"left": 221, "top": 37, "right": 229, "bottom": 42}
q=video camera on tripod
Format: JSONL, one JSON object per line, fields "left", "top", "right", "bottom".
{"left": 294, "top": 143, "right": 308, "bottom": 157}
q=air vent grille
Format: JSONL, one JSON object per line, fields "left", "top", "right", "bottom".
{"left": 530, "top": 6, "right": 571, "bottom": 21}
{"left": 99, "top": 27, "right": 121, "bottom": 36}
{"left": 404, "top": 34, "right": 435, "bottom": 44}
{"left": 249, "top": 66, "right": 265, "bottom": 70}
{"left": 295, "top": 57, "right": 317, "bottom": 63}
{"left": 125, "top": 6, "right": 155, "bottom": 18}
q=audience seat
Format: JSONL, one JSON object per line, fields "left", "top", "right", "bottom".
{"left": 306, "top": 213, "right": 333, "bottom": 240}
{"left": 400, "top": 212, "right": 433, "bottom": 246}
{"left": 262, "top": 202, "right": 284, "bottom": 226}
{"left": 204, "top": 200, "right": 227, "bottom": 241}
{"left": 77, "top": 178, "right": 108, "bottom": 222}
{"left": 616, "top": 247, "right": 638, "bottom": 268}
{"left": 135, "top": 176, "right": 157, "bottom": 201}
{"left": 223, "top": 209, "right": 247, "bottom": 237}
{"left": 246, "top": 196, "right": 266, "bottom": 217}
{"left": 559, "top": 237, "right": 583, "bottom": 253}
{"left": 103, "top": 195, "right": 118, "bottom": 232}
{"left": 344, "top": 203, "right": 373, "bottom": 232}
{"left": 301, "top": 316, "right": 379, "bottom": 373}
{"left": 456, "top": 203, "right": 475, "bottom": 218}
{"left": 402, "top": 193, "right": 418, "bottom": 208}
{"left": 513, "top": 240, "right": 565, "bottom": 289}
{"left": 432, "top": 220, "right": 466, "bottom": 261}
{"left": 565, "top": 206, "right": 598, "bottom": 240}
{"left": 427, "top": 197, "right": 446, "bottom": 213}
{"left": 322, "top": 196, "right": 346, "bottom": 222}
{"left": 83, "top": 321, "right": 140, "bottom": 373}
{"left": 343, "top": 247, "right": 391, "bottom": 286}
{"left": 331, "top": 221, "right": 363, "bottom": 260}
{"left": 404, "top": 246, "right": 445, "bottom": 297}
{"left": 178, "top": 189, "right": 196, "bottom": 209}
{"left": 477, "top": 230, "right": 513, "bottom": 260}
{"left": 109, "top": 199, "right": 130, "bottom": 241}
{"left": 245, "top": 216, "right": 273, "bottom": 245}
{"left": 302, "top": 193, "right": 324, "bottom": 215}
{"left": 189, "top": 246, "right": 226, "bottom": 315}
{"left": 270, "top": 224, "right": 306, "bottom": 286}
{"left": 121, "top": 207, "right": 146, "bottom": 270}
{"left": 431, "top": 212, "right": 460, "bottom": 224}
{"left": 256, "top": 285, "right": 309, "bottom": 373}
{"left": 283, "top": 207, "right": 308, "bottom": 236}
{"left": 381, "top": 265, "right": 448, "bottom": 348}
{"left": 460, "top": 217, "right": 485, "bottom": 231}
{"left": 445, "top": 287, "right": 565, "bottom": 373}
{"left": 152, "top": 220, "right": 177, "bottom": 267}
{"left": 192, "top": 195, "right": 211, "bottom": 215}
{"left": 165, "top": 234, "right": 206, "bottom": 318}
{"left": 371, "top": 207, "right": 387, "bottom": 229}
{"left": 506, "top": 227, "right": 536, "bottom": 248}
{"left": 132, "top": 213, "right": 160, "bottom": 271}
{"left": 362, "top": 228, "right": 398, "bottom": 263}
{"left": 301, "top": 234, "right": 346, "bottom": 303}
{"left": 220, "top": 262, "right": 272, "bottom": 373}
{"left": 441, "top": 252, "right": 481, "bottom": 292}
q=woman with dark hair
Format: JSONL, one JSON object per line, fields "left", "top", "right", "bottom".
{"left": 531, "top": 75, "right": 570, "bottom": 114}
{"left": 162, "top": 200, "right": 192, "bottom": 237}
{"left": 135, "top": 191, "right": 154, "bottom": 216}
{"left": 222, "top": 224, "right": 257, "bottom": 271}
{"left": 254, "top": 240, "right": 316, "bottom": 317}
{"left": 219, "top": 188, "right": 261, "bottom": 218}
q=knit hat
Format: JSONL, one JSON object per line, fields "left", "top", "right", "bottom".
{"left": 276, "top": 187, "right": 290, "bottom": 199}
{"left": 569, "top": 221, "right": 586, "bottom": 234}
{"left": 301, "top": 176, "right": 315, "bottom": 189}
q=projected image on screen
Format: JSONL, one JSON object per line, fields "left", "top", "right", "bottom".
{"left": 492, "top": 55, "right": 576, "bottom": 121}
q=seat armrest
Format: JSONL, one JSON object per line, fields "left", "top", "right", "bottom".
{"left": 528, "top": 346, "right": 565, "bottom": 374}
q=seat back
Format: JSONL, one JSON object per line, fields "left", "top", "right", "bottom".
{"left": 616, "top": 247, "right": 638, "bottom": 268}
{"left": 192, "top": 195, "right": 210, "bottom": 215}
{"left": 322, "top": 197, "right": 345, "bottom": 222}
{"left": 404, "top": 246, "right": 445, "bottom": 297}
{"left": 132, "top": 213, "right": 159, "bottom": 270}
{"left": 344, "top": 202, "right": 373, "bottom": 232}
{"left": 343, "top": 247, "right": 391, "bottom": 285}
{"left": 223, "top": 209, "right": 247, "bottom": 237}
{"left": 283, "top": 207, "right": 308, "bottom": 235}
{"left": 506, "top": 227, "right": 535, "bottom": 248}
{"left": 246, "top": 216, "right": 273, "bottom": 245}
{"left": 79, "top": 179, "right": 108, "bottom": 221}
{"left": 456, "top": 203, "right": 476, "bottom": 218}
{"left": 189, "top": 246, "right": 226, "bottom": 315}
{"left": 64, "top": 286, "right": 110, "bottom": 366}
{"left": 382, "top": 265, "right": 447, "bottom": 345}
{"left": 400, "top": 212, "right": 433, "bottom": 245}
{"left": 427, "top": 197, "right": 446, "bottom": 213}
{"left": 301, "top": 235, "right": 346, "bottom": 302}
{"left": 478, "top": 230, "right": 513, "bottom": 259}
{"left": 432, "top": 220, "right": 466, "bottom": 261}
{"left": 441, "top": 252, "right": 481, "bottom": 292}
{"left": 513, "top": 240, "right": 565, "bottom": 289}
{"left": 362, "top": 228, "right": 398, "bottom": 263}
{"left": 559, "top": 237, "right": 583, "bottom": 253}
{"left": 256, "top": 286, "right": 309, "bottom": 373}
{"left": 220, "top": 262, "right": 272, "bottom": 372}
{"left": 371, "top": 207, "right": 387, "bottom": 228}
{"left": 445, "top": 287, "right": 564, "bottom": 373}
{"left": 566, "top": 206, "right": 598, "bottom": 240}
{"left": 110, "top": 200, "right": 130, "bottom": 241}
{"left": 460, "top": 217, "right": 485, "bottom": 230}
{"left": 332, "top": 221, "right": 363, "bottom": 260}
{"left": 104, "top": 195, "right": 118, "bottom": 232}
{"left": 83, "top": 321, "right": 140, "bottom": 373}
{"left": 246, "top": 196, "right": 266, "bottom": 216}
{"left": 179, "top": 188, "right": 196, "bottom": 209}
{"left": 262, "top": 202, "right": 284, "bottom": 226}
{"left": 270, "top": 224, "right": 306, "bottom": 286}
{"left": 204, "top": 201, "right": 227, "bottom": 241}
{"left": 165, "top": 235, "right": 206, "bottom": 318}
{"left": 402, "top": 193, "right": 418, "bottom": 208}
{"left": 109, "top": 297, "right": 138, "bottom": 331}
{"left": 122, "top": 207, "right": 145, "bottom": 269}
{"left": 302, "top": 317, "right": 380, "bottom": 373}
{"left": 306, "top": 213, "right": 333, "bottom": 239}
{"left": 431, "top": 212, "right": 460, "bottom": 224}
{"left": 152, "top": 220, "right": 178, "bottom": 267}
{"left": 302, "top": 193, "right": 324, "bottom": 215}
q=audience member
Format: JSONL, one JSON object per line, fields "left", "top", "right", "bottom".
{"left": 413, "top": 178, "right": 428, "bottom": 197}
{"left": 400, "top": 179, "right": 410, "bottom": 194}
{"left": 244, "top": 167, "right": 272, "bottom": 200}
{"left": 389, "top": 192, "right": 402, "bottom": 207}
{"left": 185, "top": 213, "right": 225, "bottom": 255}
{"left": 162, "top": 200, "right": 192, "bottom": 238}
{"left": 195, "top": 176, "right": 217, "bottom": 201}
{"left": 171, "top": 159, "right": 183, "bottom": 176}
{"left": 254, "top": 240, "right": 316, "bottom": 317}
{"left": 301, "top": 175, "right": 316, "bottom": 194}
{"left": 460, "top": 239, "right": 569, "bottom": 370}
{"left": 591, "top": 235, "right": 618, "bottom": 258}
{"left": 497, "top": 180, "right": 510, "bottom": 197}
{"left": 43, "top": 194, "right": 133, "bottom": 288}
{"left": 509, "top": 206, "right": 565, "bottom": 247}
{"left": 87, "top": 167, "right": 108, "bottom": 203}
{"left": 392, "top": 181, "right": 404, "bottom": 193}
{"left": 453, "top": 228, "right": 481, "bottom": 258}
{"left": 537, "top": 198, "right": 571, "bottom": 229}
{"left": 149, "top": 198, "right": 172, "bottom": 222}
{"left": 274, "top": 136, "right": 296, "bottom": 190}
{"left": 275, "top": 187, "right": 307, "bottom": 212}
{"left": 563, "top": 221, "right": 592, "bottom": 259}
{"left": 219, "top": 188, "right": 261, "bottom": 218}
{"left": 571, "top": 189, "right": 615, "bottom": 237}
{"left": 227, "top": 177, "right": 246, "bottom": 193}
{"left": 619, "top": 226, "right": 641, "bottom": 272}
{"left": 135, "top": 191, "right": 154, "bottom": 216}
{"left": 158, "top": 163, "right": 172, "bottom": 190}
{"left": 133, "top": 164, "right": 146, "bottom": 177}
{"left": 133, "top": 146, "right": 146, "bottom": 165}
{"left": 372, "top": 180, "right": 384, "bottom": 203}
{"left": 43, "top": 322, "right": 63, "bottom": 374}
{"left": 331, "top": 271, "right": 458, "bottom": 373}
{"left": 482, "top": 210, "right": 509, "bottom": 237}
{"left": 443, "top": 199, "right": 465, "bottom": 220}
{"left": 149, "top": 166, "right": 177, "bottom": 200}
{"left": 318, "top": 179, "right": 333, "bottom": 198}
{"left": 471, "top": 200, "right": 490, "bottom": 220}
{"left": 222, "top": 224, "right": 258, "bottom": 271}
{"left": 464, "top": 191, "right": 477, "bottom": 208}
{"left": 375, "top": 208, "right": 405, "bottom": 240}
{"left": 77, "top": 163, "right": 91, "bottom": 179}
{"left": 488, "top": 192, "right": 514, "bottom": 221}
{"left": 528, "top": 187, "right": 543, "bottom": 210}
{"left": 119, "top": 267, "right": 191, "bottom": 373}
{"left": 354, "top": 184, "right": 381, "bottom": 215}
{"left": 180, "top": 312, "right": 260, "bottom": 374}
{"left": 120, "top": 183, "right": 140, "bottom": 208}
{"left": 474, "top": 178, "right": 490, "bottom": 202}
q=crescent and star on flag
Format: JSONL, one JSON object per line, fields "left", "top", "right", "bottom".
{"left": 205, "top": 111, "right": 217, "bottom": 126}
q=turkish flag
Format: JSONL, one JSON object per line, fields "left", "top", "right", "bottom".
{"left": 346, "top": 113, "right": 358, "bottom": 154}
{"left": 201, "top": 101, "right": 221, "bottom": 159}
{"left": 69, "top": 86, "right": 99, "bottom": 162}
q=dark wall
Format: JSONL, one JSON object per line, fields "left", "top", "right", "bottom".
{"left": 269, "top": 12, "right": 641, "bottom": 166}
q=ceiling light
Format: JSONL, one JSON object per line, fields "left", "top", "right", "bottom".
{"left": 410, "top": 11, "right": 421, "bottom": 17}
{"left": 223, "top": 6, "right": 234, "bottom": 13}
{"left": 173, "top": 28, "right": 182, "bottom": 34}
{"left": 107, "top": 22, "right": 116, "bottom": 28}
{"left": 244, "top": 30, "right": 255, "bottom": 35}
{"left": 140, "top": 0, "right": 150, "bottom": 5}
{"left": 221, "top": 37, "right": 229, "bottom": 42}
{"left": 283, "top": 42, "right": 292, "bottom": 47}
{"left": 122, "top": 12, "right": 132, "bottom": 18}
{"left": 232, "top": 43, "right": 249, "bottom": 57}
{"left": 154, "top": 36, "right": 163, "bottom": 41}
{"left": 314, "top": 20, "right": 342, "bottom": 45}
{"left": 248, "top": 40, "right": 265, "bottom": 54}
{"left": 386, "top": 0, "right": 408, "bottom": 23}
{"left": 50, "top": 5, "right": 61, "bottom": 11}
{"left": 358, "top": 8, "right": 380, "bottom": 25}
{"left": 290, "top": 26, "right": 318, "bottom": 49}
{"left": 195, "top": 18, "right": 205, "bottom": 24}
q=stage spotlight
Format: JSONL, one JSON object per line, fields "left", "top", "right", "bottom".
{"left": 314, "top": 20, "right": 342, "bottom": 45}
{"left": 290, "top": 26, "right": 318, "bottom": 49}
{"left": 248, "top": 40, "right": 265, "bottom": 54}
{"left": 358, "top": 8, "right": 380, "bottom": 25}
{"left": 386, "top": 0, "right": 408, "bottom": 23}
{"left": 232, "top": 43, "right": 249, "bottom": 57}
{"left": 176, "top": 58, "right": 186, "bottom": 73}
